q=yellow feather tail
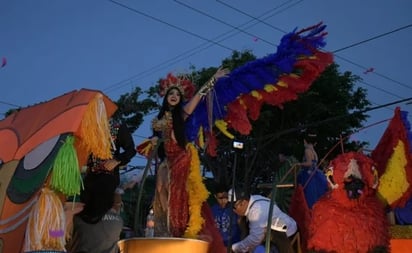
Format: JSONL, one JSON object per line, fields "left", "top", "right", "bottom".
{"left": 184, "top": 143, "right": 209, "bottom": 238}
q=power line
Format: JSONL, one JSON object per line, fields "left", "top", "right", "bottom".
{"left": 215, "top": 0, "right": 412, "bottom": 93}
{"left": 215, "top": 0, "right": 297, "bottom": 34}
{"left": 332, "top": 24, "right": 412, "bottom": 92}
{"left": 0, "top": 100, "right": 21, "bottom": 108}
{"left": 334, "top": 54, "right": 412, "bottom": 91}
{"left": 106, "top": 0, "right": 410, "bottom": 104}
{"left": 0, "top": 100, "right": 21, "bottom": 116}
{"left": 368, "top": 101, "right": 394, "bottom": 114}
{"left": 174, "top": 0, "right": 276, "bottom": 46}
{"left": 332, "top": 24, "right": 412, "bottom": 53}
{"left": 104, "top": 0, "right": 298, "bottom": 93}
{"left": 260, "top": 97, "right": 412, "bottom": 146}
{"left": 109, "top": 0, "right": 234, "bottom": 52}
{"left": 359, "top": 80, "right": 404, "bottom": 99}
{"left": 105, "top": 0, "right": 238, "bottom": 93}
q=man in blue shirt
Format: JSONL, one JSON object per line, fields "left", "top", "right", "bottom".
{"left": 211, "top": 184, "right": 241, "bottom": 248}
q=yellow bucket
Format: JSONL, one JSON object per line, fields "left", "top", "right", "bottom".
{"left": 117, "top": 237, "right": 209, "bottom": 253}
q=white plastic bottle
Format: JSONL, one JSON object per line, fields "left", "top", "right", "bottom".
{"left": 145, "top": 209, "right": 155, "bottom": 237}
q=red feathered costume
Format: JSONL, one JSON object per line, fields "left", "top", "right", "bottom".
{"left": 307, "top": 152, "right": 390, "bottom": 253}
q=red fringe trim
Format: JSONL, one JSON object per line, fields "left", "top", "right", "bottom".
{"left": 205, "top": 131, "right": 218, "bottom": 157}
{"left": 224, "top": 50, "right": 333, "bottom": 135}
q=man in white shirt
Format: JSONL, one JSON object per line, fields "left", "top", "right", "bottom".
{"left": 229, "top": 187, "right": 297, "bottom": 253}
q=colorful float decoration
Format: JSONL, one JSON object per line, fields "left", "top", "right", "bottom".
{"left": 0, "top": 89, "right": 117, "bottom": 253}
{"left": 290, "top": 107, "right": 412, "bottom": 253}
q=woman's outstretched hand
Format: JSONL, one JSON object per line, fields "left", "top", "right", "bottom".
{"left": 197, "top": 67, "right": 230, "bottom": 97}
{"left": 213, "top": 66, "right": 230, "bottom": 79}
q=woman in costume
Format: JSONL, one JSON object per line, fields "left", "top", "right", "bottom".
{"left": 136, "top": 22, "right": 334, "bottom": 253}
{"left": 296, "top": 132, "right": 329, "bottom": 209}
{"left": 149, "top": 68, "right": 229, "bottom": 251}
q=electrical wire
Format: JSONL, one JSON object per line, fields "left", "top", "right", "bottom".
{"left": 332, "top": 24, "right": 412, "bottom": 53}
{"left": 104, "top": 0, "right": 298, "bottom": 93}
{"left": 106, "top": 0, "right": 411, "bottom": 106}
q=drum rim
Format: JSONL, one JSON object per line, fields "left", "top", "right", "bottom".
{"left": 118, "top": 237, "right": 209, "bottom": 244}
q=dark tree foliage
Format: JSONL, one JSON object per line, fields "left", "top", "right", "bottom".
{"left": 112, "top": 86, "right": 158, "bottom": 133}
{"left": 197, "top": 54, "right": 371, "bottom": 193}
{"left": 4, "top": 108, "right": 19, "bottom": 117}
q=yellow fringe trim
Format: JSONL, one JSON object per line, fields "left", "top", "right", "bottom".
{"left": 215, "top": 120, "right": 234, "bottom": 139}
{"left": 198, "top": 126, "right": 205, "bottom": 149}
{"left": 140, "top": 139, "right": 154, "bottom": 156}
{"left": 378, "top": 140, "right": 409, "bottom": 205}
{"left": 239, "top": 98, "right": 246, "bottom": 107}
{"left": 78, "top": 94, "right": 112, "bottom": 160}
{"left": 184, "top": 143, "right": 209, "bottom": 238}
{"left": 251, "top": 90, "right": 263, "bottom": 99}
{"left": 264, "top": 84, "right": 278, "bottom": 92}
{"left": 288, "top": 73, "right": 300, "bottom": 79}
{"left": 277, "top": 80, "right": 289, "bottom": 87}
{"left": 24, "top": 188, "right": 66, "bottom": 251}
{"left": 74, "top": 136, "right": 89, "bottom": 169}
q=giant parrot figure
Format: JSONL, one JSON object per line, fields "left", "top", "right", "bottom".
{"left": 289, "top": 107, "right": 412, "bottom": 253}
{"left": 307, "top": 152, "right": 390, "bottom": 253}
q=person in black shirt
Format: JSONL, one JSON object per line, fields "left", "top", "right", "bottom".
{"left": 86, "top": 120, "right": 136, "bottom": 187}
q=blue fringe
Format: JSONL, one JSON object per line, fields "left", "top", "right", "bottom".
{"left": 400, "top": 110, "right": 412, "bottom": 153}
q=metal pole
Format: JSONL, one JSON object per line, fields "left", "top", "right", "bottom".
{"left": 264, "top": 176, "right": 278, "bottom": 253}
{"left": 134, "top": 141, "right": 160, "bottom": 235}
{"left": 228, "top": 150, "right": 238, "bottom": 253}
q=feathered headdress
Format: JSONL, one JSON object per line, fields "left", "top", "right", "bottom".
{"left": 159, "top": 73, "right": 196, "bottom": 100}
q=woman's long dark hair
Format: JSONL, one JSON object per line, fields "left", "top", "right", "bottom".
{"left": 155, "top": 87, "right": 187, "bottom": 160}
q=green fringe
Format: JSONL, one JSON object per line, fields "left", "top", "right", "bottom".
{"left": 51, "top": 135, "right": 82, "bottom": 196}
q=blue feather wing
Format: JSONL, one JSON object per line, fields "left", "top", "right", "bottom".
{"left": 185, "top": 23, "right": 331, "bottom": 142}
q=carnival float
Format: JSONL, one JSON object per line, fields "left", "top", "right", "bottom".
{"left": 1, "top": 22, "right": 411, "bottom": 253}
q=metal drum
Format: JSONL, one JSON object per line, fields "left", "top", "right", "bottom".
{"left": 117, "top": 237, "right": 209, "bottom": 253}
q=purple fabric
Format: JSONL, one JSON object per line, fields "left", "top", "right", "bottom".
{"left": 394, "top": 197, "right": 412, "bottom": 225}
